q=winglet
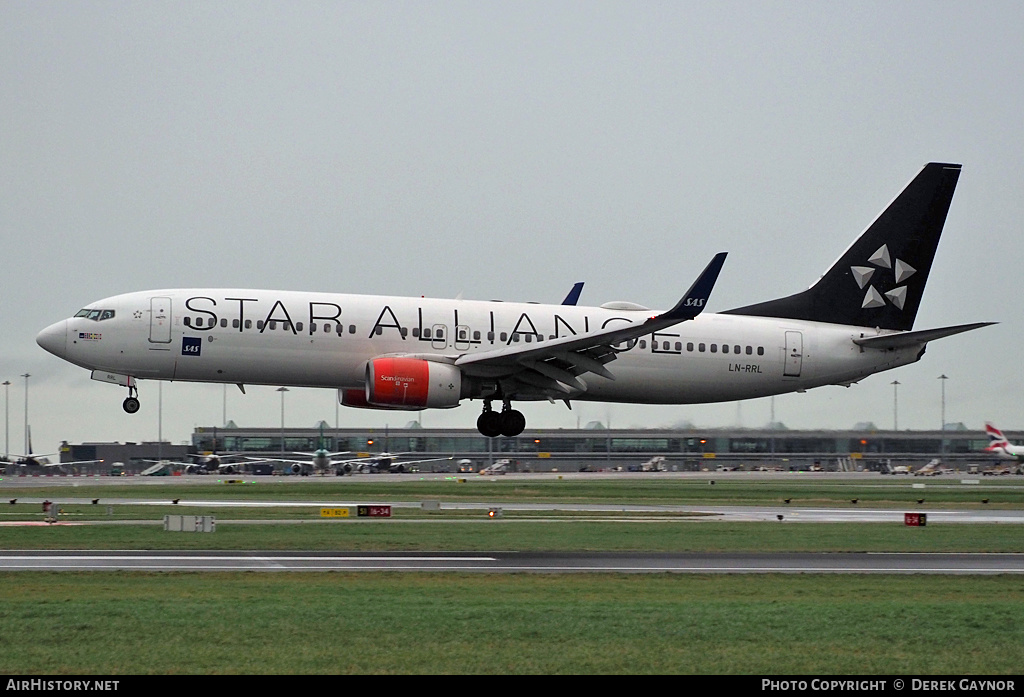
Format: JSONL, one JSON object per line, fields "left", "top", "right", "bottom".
{"left": 655, "top": 252, "right": 728, "bottom": 323}
{"left": 561, "top": 282, "right": 584, "bottom": 306}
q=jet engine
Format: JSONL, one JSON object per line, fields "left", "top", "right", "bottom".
{"left": 365, "top": 357, "right": 463, "bottom": 409}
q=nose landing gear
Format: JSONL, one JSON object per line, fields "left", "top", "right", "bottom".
{"left": 122, "top": 384, "right": 140, "bottom": 414}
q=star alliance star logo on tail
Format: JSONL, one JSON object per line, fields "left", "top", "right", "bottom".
{"left": 851, "top": 244, "right": 916, "bottom": 311}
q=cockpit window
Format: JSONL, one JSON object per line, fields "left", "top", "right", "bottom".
{"left": 75, "top": 309, "right": 115, "bottom": 321}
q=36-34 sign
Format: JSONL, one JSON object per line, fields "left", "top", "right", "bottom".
{"left": 357, "top": 505, "right": 392, "bottom": 518}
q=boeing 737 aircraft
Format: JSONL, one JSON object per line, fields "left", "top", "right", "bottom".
{"left": 37, "top": 163, "right": 992, "bottom": 437}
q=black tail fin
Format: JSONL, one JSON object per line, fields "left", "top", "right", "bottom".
{"left": 723, "top": 162, "right": 961, "bottom": 331}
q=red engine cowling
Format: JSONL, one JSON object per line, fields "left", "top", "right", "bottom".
{"left": 365, "top": 357, "right": 462, "bottom": 409}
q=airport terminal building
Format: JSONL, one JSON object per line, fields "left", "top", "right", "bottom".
{"left": 49, "top": 424, "right": 1014, "bottom": 475}
{"left": 178, "top": 423, "right": 1006, "bottom": 474}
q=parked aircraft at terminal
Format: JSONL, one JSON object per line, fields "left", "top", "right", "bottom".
{"left": 37, "top": 163, "right": 992, "bottom": 437}
{"left": 983, "top": 423, "right": 1024, "bottom": 462}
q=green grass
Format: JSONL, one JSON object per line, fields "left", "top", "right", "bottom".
{"left": 5, "top": 475, "right": 1024, "bottom": 507}
{"left": 1, "top": 573, "right": 1021, "bottom": 674}
{"left": 1, "top": 475, "right": 1021, "bottom": 674}
{"left": 0, "top": 520, "right": 1021, "bottom": 552}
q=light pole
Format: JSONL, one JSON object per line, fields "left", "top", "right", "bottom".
{"left": 277, "top": 387, "right": 289, "bottom": 454}
{"left": 3, "top": 380, "right": 10, "bottom": 458}
{"left": 158, "top": 382, "right": 163, "bottom": 462}
{"left": 21, "top": 374, "right": 29, "bottom": 454}
{"left": 938, "top": 374, "right": 948, "bottom": 455}
{"left": 891, "top": 380, "right": 900, "bottom": 431}
{"left": 938, "top": 375, "right": 948, "bottom": 430}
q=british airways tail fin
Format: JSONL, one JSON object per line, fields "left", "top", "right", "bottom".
{"left": 986, "top": 422, "right": 1009, "bottom": 447}
{"left": 723, "top": 163, "right": 962, "bottom": 331}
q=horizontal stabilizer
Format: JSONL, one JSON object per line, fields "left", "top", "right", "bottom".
{"left": 853, "top": 322, "right": 996, "bottom": 350}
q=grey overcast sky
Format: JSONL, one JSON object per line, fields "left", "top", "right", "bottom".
{"left": 3, "top": 1, "right": 1022, "bottom": 452}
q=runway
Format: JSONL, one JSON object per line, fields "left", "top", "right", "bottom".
{"left": 1, "top": 550, "right": 1022, "bottom": 573}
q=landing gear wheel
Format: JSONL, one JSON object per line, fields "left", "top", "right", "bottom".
{"left": 123, "top": 397, "right": 140, "bottom": 414}
{"left": 499, "top": 409, "right": 526, "bottom": 437}
{"left": 477, "top": 410, "right": 502, "bottom": 438}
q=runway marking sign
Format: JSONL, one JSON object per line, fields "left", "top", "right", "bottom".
{"left": 320, "top": 508, "right": 350, "bottom": 518}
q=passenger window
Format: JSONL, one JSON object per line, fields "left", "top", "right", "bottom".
{"left": 423, "top": 328, "right": 432, "bottom": 339}
{"left": 675, "top": 342, "right": 682, "bottom": 351}
{"left": 487, "top": 332, "right": 494, "bottom": 341}
{"left": 245, "top": 320, "right": 252, "bottom": 329}
{"left": 722, "top": 345, "right": 729, "bottom": 354}
{"left": 474, "top": 331, "right": 481, "bottom": 341}
{"left": 296, "top": 322, "right": 303, "bottom": 332}
{"left": 640, "top": 340, "right": 647, "bottom": 349}
{"left": 687, "top": 342, "right": 694, "bottom": 352}
{"left": 257, "top": 321, "right": 264, "bottom": 330}
{"left": 220, "top": 319, "right": 228, "bottom": 328}
{"left": 233, "top": 319, "right": 240, "bottom": 329}
{"left": 437, "top": 329, "right": 444, "bottom": 339}
{"left": 412, "top": 328, "right": 420, "bottom": 338}
{"left": 746, "top": 346, "right": 752, "bottom": 355}
{"left": 500, "top": 332, "right": 507, "bottom": 342}
{"left": 710, "top": 344, "right": 717, "bottom": 353}
{"left": 757, "top": 347, "right": 764, "bottom": 355}
{"left": 525, "top": 334, "right": 532, "bottom": 343}
{"left": 699, "top": 343, "right": 705, "bottom": 352}
{"left": 734, "top": 345, "right": 741, "bottom": 354}
{"left": 349, "top": 325, "right": 356, "bottom": 334}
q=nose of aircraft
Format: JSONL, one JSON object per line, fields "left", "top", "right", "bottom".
{"left": 36, "top": 320, "right": 68, "bottom": 359}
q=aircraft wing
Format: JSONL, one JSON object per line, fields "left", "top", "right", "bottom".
{"left": 44, "top": 459, "right": 104, "bottom": 467}
{"left": 453, "top": 253, "right": 726, "bottom": 395}
{"left": 289, "top": 451, "right": 352, "bottom": 458}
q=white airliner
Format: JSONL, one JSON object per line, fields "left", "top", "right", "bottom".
{"left": 258, "top": 448, "right": 354, "bottom": 476}
{"left": 37, "top": 163, "right": 992, "bottom": 437}
{"left": 340, "top": 452, "right": 454, "bottom": 474}
{"left": 983, "top": 423, "right": 1024, "bottom": 462}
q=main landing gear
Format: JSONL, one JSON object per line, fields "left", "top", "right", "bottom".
{"left": 477, "top": 401, "right": 526, "bottom": 438}
{"left": 122, "top": 384, "right": 140, "bottom": 414}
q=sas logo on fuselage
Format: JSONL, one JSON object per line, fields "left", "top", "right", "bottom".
{"left": 181, "top": 337, "right": 202, "bottom": 356}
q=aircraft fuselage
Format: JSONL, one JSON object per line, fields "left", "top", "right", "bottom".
{"left": 37, "top": 288, "right": 922, "bottom": 406}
